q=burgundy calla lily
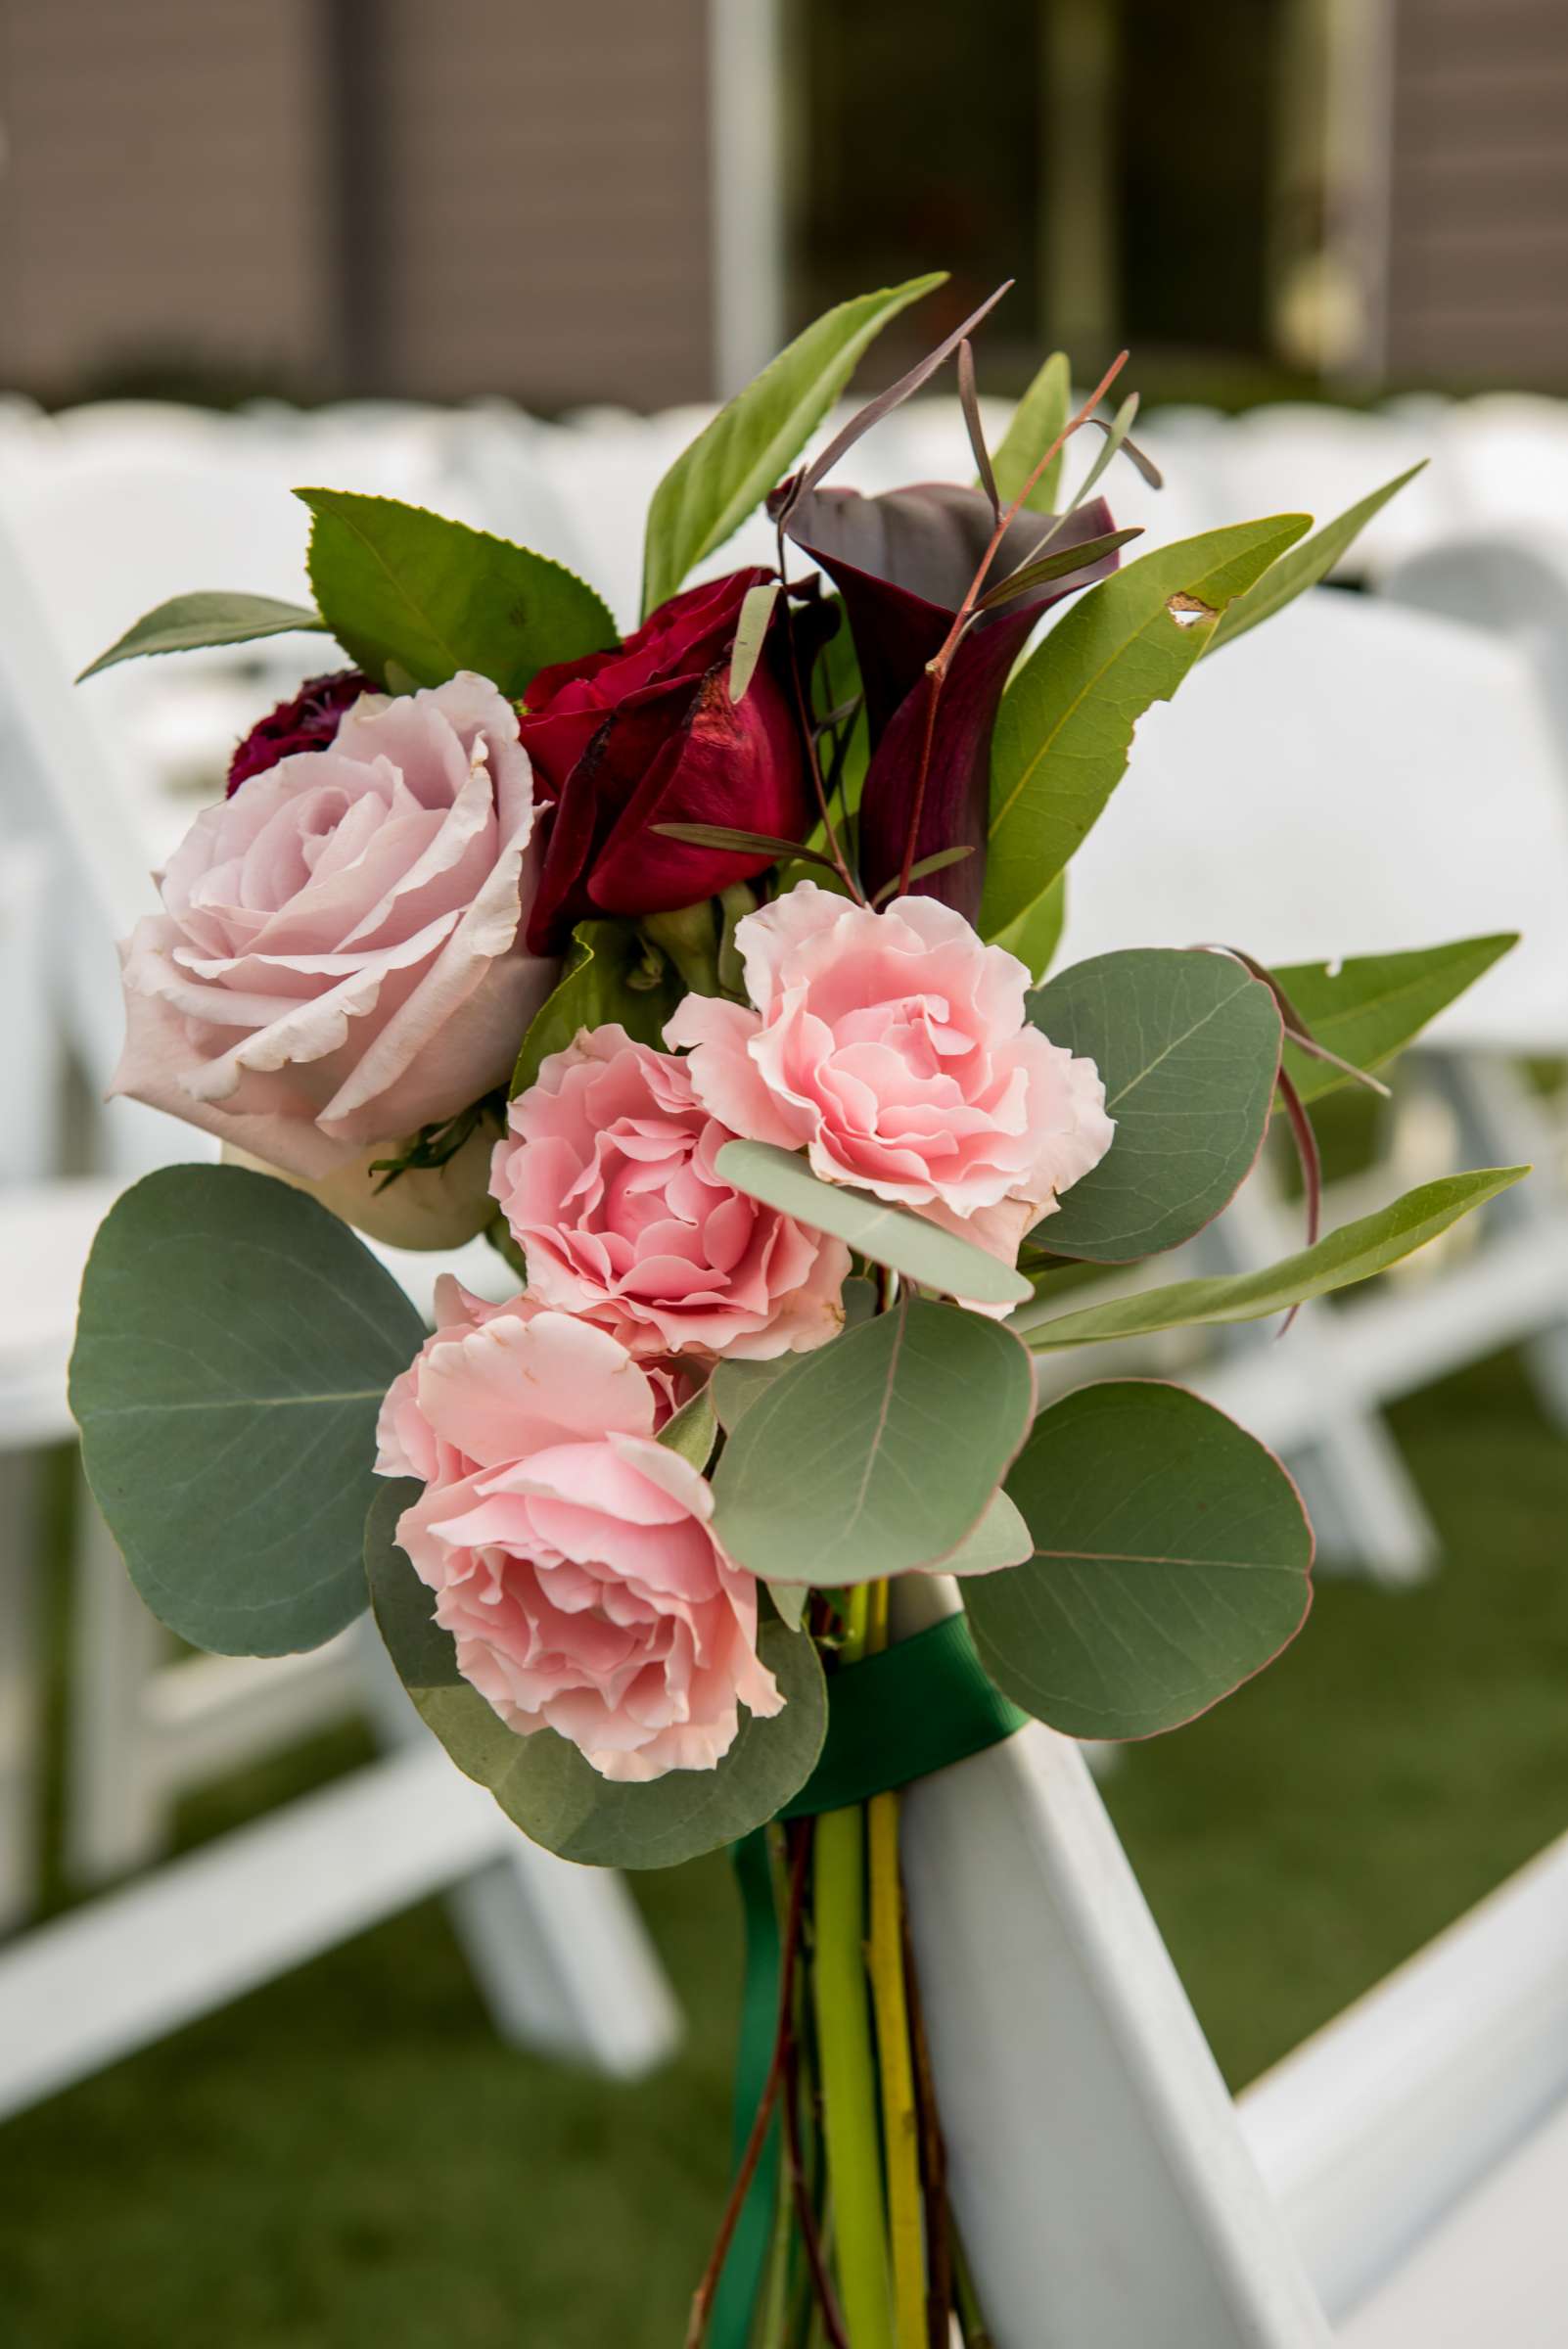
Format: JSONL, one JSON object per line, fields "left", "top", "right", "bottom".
{"left": 784, "top": 484, "right": 1122, "bottom": 920}
{"left": 519, "top": 568, "right": 828, "bottom": 953}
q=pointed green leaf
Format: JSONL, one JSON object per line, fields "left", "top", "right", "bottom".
{"left": 511, "top": 920, "right": 682, "bottom": 1098}
{"left": 1209, "top": 464, "right": 1427, "bottom": 653}
{"left": 981, "top": 516, "right": 1311, "bottom": 934}
{"left": 714, "top": 1139, "right": 1032, "bottom": 1307}
{"left": 1022, "top": 1166, "right": 1528, "bottom": 1349}
{"left": 77, "top": 590, "right": 329, "bottom": 681}
{"left": 712, "top": 1294, "right": 1035, "bottom": 1587}
{"left": 1272, "top": 935, "right": 1518, "bottom": 1106}
{"left": 965, "top": 1381, "right": 1313, "bottom": 1739}
{"left": 640, "top": 272, "right": 946, "bottom": 617}
{"left": 300, "top": 489, "right": 616, "bottom": 695}
{"left": 657, "top": 1384, "right": 719, "bottom": 1473}
{"left": 1029, "top": 949, "right": 1283, "bottom": 1262}
{"left": 992, "top": 349, "right": 1071, "bottom": 513}
{"left": 70, "top": 1167, "right": 424, "bottom": 1656}
{"left": 367, "top": 1485, "right": 826, "bottom": 1866}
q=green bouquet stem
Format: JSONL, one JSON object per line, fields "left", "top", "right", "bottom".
{"left": 811, "top": 1589, "right": 897, "bottom": 2349}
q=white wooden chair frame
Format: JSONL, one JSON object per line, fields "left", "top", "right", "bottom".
{"left": 0, "top": 509, "right": 678, "bottom": 2091}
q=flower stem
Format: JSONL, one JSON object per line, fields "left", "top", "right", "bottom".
{"left": 812, "top": 1587, "right": 896, "bottom": 2349}
{"left": 864, "top": 1583, "right": 928, "bottom": 2349}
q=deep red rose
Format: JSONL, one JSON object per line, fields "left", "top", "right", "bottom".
{"left": 226, "top": 668, "right": 372, "bottom": 796}
{"left": 518, "top": 569, "right": 825, "bottom": 954}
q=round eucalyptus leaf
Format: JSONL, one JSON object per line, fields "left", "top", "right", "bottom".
{"left": 1029, "top": 948, "right": 1282, "bottom": 1261}
{"left": 366, "top": 1484, "right": 827, "bottom": 1868}
{"left": 70, "top": 1166, "right": 425, "bottom": 1656}
{"left": 712, "top": 1294, "right": 1035, "bottom": 1587}
{"left": 966, "top": 1381, "right": 1313, "bottom": 1740}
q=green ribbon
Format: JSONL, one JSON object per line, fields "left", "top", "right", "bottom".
{"left": 710, "top": 1612, "right": 1026, "bottom": 2346}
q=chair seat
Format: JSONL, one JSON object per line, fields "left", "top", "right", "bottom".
{"left": 0, "top": 1178, "right": 121, "bottom": 1447}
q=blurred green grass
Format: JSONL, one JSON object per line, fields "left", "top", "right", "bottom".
{"left": 1, "top": 1345, "right": 1565, "bottom": 2347}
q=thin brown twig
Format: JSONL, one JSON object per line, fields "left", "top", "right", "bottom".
{"left": 895, "top": 348, "right": 1131, "bottom": 896}
{"left": 783, "top": 2014, "right": 853, "bottom": 2349}
{"left": 774, "top": 516, "right": 863, "bottom": 899}
{"left": 901, "top": 1904, "right": 952, "bottom": 2349}
{"left": 685, "top": 1821, "right": 816, "bottom": 2349}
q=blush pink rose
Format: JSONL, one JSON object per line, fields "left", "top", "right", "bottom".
{"left": 491, "top": 1025, "right": 851, "bottom": 1360}
{"left": 665, "top": 881, "right": 1114, "bottom": 1261}
{"left": 112, "top": 673, "right": 556, "bottom": 1180}
{"left": 376, "top": 1283, "right": 780, "bottom": 1781}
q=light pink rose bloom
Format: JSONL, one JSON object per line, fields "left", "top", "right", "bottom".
{"left": 112, "top": 673, "right": 556, "bottom": 1180}
{"left": 376, "top": 1282, "right": 780, "bottom": 1781}
{"left": 491, "top": 1024, "right": 851, "bottom": 1360}
{"left": 665, "top": 881, "right": 1114, "bottom": 1262}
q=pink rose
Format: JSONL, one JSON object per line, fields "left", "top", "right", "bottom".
{"left": 491, "top": 1025, "right": 851, "bottom": 1360}
{"left": 113, "top": 673, "right": 556, "bottom": 1181}
{"left": 376, "top": 1282, "right": 780, "bottom": 1781}
{"left": 665, "top": 882, "right": 1114, "bottom": 1261}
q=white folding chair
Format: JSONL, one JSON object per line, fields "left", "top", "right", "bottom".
{"left": 1058, "top": 588, "right": 1568, "bottom": 1575}
{"left": 0, "top": 494, "right": 678, "bottom": 2093}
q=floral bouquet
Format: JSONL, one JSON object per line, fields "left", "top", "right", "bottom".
{"left": 69, "top": 275, "right": 1520, "bottom": 2346}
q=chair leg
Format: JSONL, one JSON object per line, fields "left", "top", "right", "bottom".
{"left": 0, "top": 1452, "right": 42, "bottom": 1935}
{"left": 63, "top": 1472, "right": 169, "bottom": 1887}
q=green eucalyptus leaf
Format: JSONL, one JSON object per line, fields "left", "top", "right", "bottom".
{"left": 1022, "top": 1167, "right": 1528, "bottom": 1349}
{"left": 715, "top": 1140, "right": 1032, "bottom": 1308}
{"left": 939, "top": 1489, "right": 1033, "bottom": 1575}
{"left": 982, "top": 516, "right": 1311, "bottom": 935}
{"left": 511, "top": 920, "right": 682, "bottom": 1098}
{"left": 1029, "top": 949, "right": 1282, "bottom": 1261}
{"left": 712, "top": 1277, "right": 878, "bottom": 1435}
{"left": 966, "top": 1381, "right": 1313, "bottom": 1739}
{"left": 712, "top": 1294, "right": 1035, "bottom": 1587}
{"left": 991, "top": 350, "right": 1071, "bottom": 514}
{"left": 1272, "top": 935, "right": 1517, "bottom": 1107}
{"left": 70, "top": 1167, "right": 425, "bottom": 1657}
{"left": 1209, "top": 464, "right": 1427, "bottom": 653}
{"left": 367, "top": 1486, "right": 826, "bottom": 1866}
{"left": 640, "top": 272, "right": 946, "bottom": 617}
{"left": 657, "top": 1384, "right": 719, "bottom": 1473}
{"left": 300, "top": 489, "right": 616, "bottom": 694}
{"left": 988, "top": 870, "right": 1067, "bottom": 982}
{"left": 77, "top": 590, "right": 329, "bottom": 681}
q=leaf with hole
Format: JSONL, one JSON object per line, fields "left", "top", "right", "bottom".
{"left": 712, "top": 1293, "right": 1035, "bottom": 1587}
{"left": 715, "top": 1140, "right": 1032, "bottom": 1307}
{"left": 965, "top": 1381, "right": 1313, "bottom": 1739}
{"left": 640, "top": 272, "right": 945, "bottom": 616}
{"left": 367, "top": 1485, "right": 826, "bottom": 1867}
{"left": 1028, "top": 949, "right": 1282, "bottom": 1261}
{"left": 300, "top": 489, "right": 616, "bottom": 694}
{"left": 70, "top": 1166, "right": 425, "bottom": 1655}
{"left": 77, "top": 590, "right": 329, "bottom": 680}
{"left": 981, "top": 517, "right": 1310, "bottom": 936}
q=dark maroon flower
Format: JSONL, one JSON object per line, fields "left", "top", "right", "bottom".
{"left": 784, "top": 484, "right": 1122, "bottom": 921}
{"left": 519, "top": 568, "right": 828, "bottom": 955}
{"left": 226, "top": 669, "right": 373, "bottom": 796}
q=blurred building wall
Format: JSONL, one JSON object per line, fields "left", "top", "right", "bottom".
{"left": 0, "top": 0, "right": 716, "bottom": 408}
{"left": 1381, "top": 0, "right": 1568, "bottom": 386}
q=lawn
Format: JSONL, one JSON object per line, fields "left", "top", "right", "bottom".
{"left": 1, "top": 1347, "right": 1564, "bottom": 2347}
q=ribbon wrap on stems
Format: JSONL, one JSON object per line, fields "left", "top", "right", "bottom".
{"left": 710, "top": 1611, "right": 1027, "bottom": 2346}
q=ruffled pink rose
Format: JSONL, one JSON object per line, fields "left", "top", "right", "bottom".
{"left": 491, "top": 1025, "right": 851, "bottom": 1360}
{"left": 113, "top": 673, "right": 556, "bottom": 1180}
{"left": 376, "top": 1281, "right": 780, "bottom": 1781}
{"left": 666, "top": 882, "right": 1114, "bottom": 1261}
